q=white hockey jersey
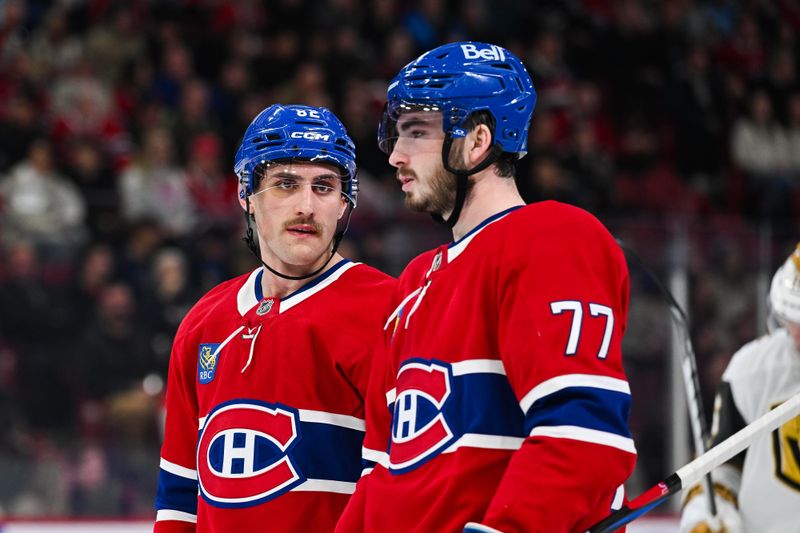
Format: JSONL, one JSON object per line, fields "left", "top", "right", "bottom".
{"left": 717, "top": 328, "right": 800, "bottom": 533}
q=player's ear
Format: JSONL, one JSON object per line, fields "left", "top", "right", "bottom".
{"left": 338, "top": 197, "right": 347, "bottom": 219}
{"left": 467, "top": 123, "right": 492, "bottom": 165}
{"left": 239, "top": 195, "right": 256, "bottom": 215}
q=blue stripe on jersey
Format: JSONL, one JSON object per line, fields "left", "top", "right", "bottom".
{"left": 456, "top": 372, "right": 526, "bottom": 436}
{"left": 524, "top": 386, "right": 632, "bottom": 439}
{"left": 155, "top": 468, "right": 198, "bottom": 514}
{"left": 293, "top": 421, "right": 364, "bottom": 483}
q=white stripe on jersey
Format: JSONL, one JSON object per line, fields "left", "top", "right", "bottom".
{"left": 520, "top": 374, "right": 630, "bottom": 413}
{"left": 611, "top": 483, "right": 625, "bottom": 510}
{"left": 362, "top": 446, "right": 390, "bottom": 468}
{"left": 156, "top": 509, "right": 197, "bottom": 523}
{"left": 292, "top": 479, "right": 356, "bottom": 494}
{"left": 442, "top": 433, "right": 524, "bottom": 454}
{"left": 385, "top": 388, "right": 396, "bottom": 406}
{"left": 529, "top": 425, "right": 636, "bottom": 454}
{"left": 451, "top": 359, "right": 507, "bottom": 376}
{"left": 160, "top": 457, "right": 197, "bottom": 480}
{"left": 298, "top": 409, "right": 365, "bottom": 431}
{"left": 237, "top": 267, "right": 264, "bottom": 316}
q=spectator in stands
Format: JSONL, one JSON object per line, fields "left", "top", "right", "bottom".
{"left": 0, "top": 139, "right": 87, "bottom": 256}
{"left": 118, "top": 127, "right": 195, "bottom": 237}
{"left": 731, "top": 90, "right": 793, "bottom": 222}
{"left": 183, "top": 133, "right": 240, "bottom": 233}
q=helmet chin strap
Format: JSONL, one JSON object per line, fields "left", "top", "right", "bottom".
{"left": 432, "top": 134, "right": 503, "bottom": 229}
{"left": 242, "top": 197, "right": 354, "bottom": 282}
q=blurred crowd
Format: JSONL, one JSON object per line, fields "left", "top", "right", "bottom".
{"left": 0, "top": 0, "right": 798, "bottom": 518}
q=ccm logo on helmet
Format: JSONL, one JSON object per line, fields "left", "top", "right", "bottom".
{"left": 461, "top": 43, "right": 506, "bottom": 62}
{"left": 290, "top": 131, "right": 330, "bottom": 141}
{"left": 197, "top": 400, "right": 304, "bottom": 508}
{"left": 389, "top": 360, "right": 455, "bottom": 473}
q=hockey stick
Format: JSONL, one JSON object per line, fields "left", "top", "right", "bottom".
{"left": 586, "top": 390, "right": 800, "bottom": 533}
{"left": 617, "top": 240, "right": 718, "bottom": 516}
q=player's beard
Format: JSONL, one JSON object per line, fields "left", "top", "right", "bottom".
{"left": 403, "top": 143, "right": 466, "bottom": 217}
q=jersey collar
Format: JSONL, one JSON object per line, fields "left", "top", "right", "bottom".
{"left": 447, "top": 205, "right": 523, "bottom": 263}
{"left": 236, "top": 258, "right": 356, "bottom": 316}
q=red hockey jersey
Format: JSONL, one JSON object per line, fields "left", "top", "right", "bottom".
{"left": 338, "top": 203, "right": 637, "bottom": 533}
{"left": 155, "top": 259, "right": 394, "bottom": 533}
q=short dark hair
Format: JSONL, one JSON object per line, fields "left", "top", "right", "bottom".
{"left": 463, "top": 111, "right": 518, "bottom": 178}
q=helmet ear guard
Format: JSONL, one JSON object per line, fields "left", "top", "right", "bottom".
{"left": 770, "top": 244, "right": 800, "bottom": 325}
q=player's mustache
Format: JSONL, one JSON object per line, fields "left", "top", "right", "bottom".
{"left": 283, "top": 217, "right": 322, "bottom": 232}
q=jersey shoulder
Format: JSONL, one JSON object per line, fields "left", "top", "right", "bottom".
{"left": 174, "top": 271, "right": 251, "bottom": 342}
{"left": 509, "top": 201, "right": 611, "bottom": 234}
{"left": 337, "top": 262, "right": 396, "bottom": 310}
{"left": 493, "top": 202, "right": 625, "bottom": 275}
{"left": 724, "top": 329, "right": 792, "bottom": 383}
{"left": 344, "top": 262, "right": 395, "bottom": 287}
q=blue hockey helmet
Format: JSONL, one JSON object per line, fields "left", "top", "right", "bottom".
{"left": 235, "top": 104, "right": 358, "bottom": 206}
{"left": 378, "top": 41, "right": 536, "bottom": 158}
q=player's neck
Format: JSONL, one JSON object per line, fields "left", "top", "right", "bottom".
{"left": 260, "top": 252, "right": 344, "bottom": 299}
{"left": 450, "top": 173, "right": 524, "bottom": 241}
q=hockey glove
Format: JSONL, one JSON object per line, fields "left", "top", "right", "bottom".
{"left": 679, "top": 484, "right": 743, "bottom": 533}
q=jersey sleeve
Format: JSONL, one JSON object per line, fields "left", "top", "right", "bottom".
{"left": 336, "top": 292, "right": 398, "bottom": 533}
{"left": 481, "top": 211, "right": 637, "bottom": 532}
{"left": 154, "top": 324, "right": 199, "bottom": 533}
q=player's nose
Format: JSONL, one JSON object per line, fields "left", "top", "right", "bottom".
{"left": 294, "top": 182, "right": 317, "bottom": 214}
{"left": 388, "top": 140, "right": 408, "bottom": 168}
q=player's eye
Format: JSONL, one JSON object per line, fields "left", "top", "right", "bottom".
{"left": 312, "top": 180, "right": 337, "bottom": 194}
{"left": 276, "top": 179, "right": 299, "bottom": 190}
{"left": 410, "top": 129, "right": 427, "bottom": 139}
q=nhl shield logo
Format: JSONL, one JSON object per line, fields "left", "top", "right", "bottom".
{"left": 199, "top": 343, "right": 222, "bottom": 384}
{"left": 431, "top": 251, "right": 443, "bottom": 272}
{"left": 257, "top": 298, "right": 275, "bottom": 316}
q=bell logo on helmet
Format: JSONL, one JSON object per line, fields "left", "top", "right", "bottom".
{"left": 460, "top": 43, "right": 505, "bottom": 62}
{"left": 289, "top": 131, "right": 331, "bottom": 141}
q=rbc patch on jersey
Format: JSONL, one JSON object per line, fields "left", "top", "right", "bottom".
{"left": 198, "top": 343, "right": 222, "bottom": 384}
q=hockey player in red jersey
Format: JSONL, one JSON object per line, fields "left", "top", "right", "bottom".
{"left": 337, "top": 42, "right": 637, "bottom": 533}
{"left": 154, "top": 104, "right": 394, "bottom": 532}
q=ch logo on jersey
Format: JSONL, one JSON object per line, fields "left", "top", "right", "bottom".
{"left": 197, "top": 400, "right": 304, "bottom": 507}
{"left": 389, "top": 360, "right": 455, "bottom": 473}
{"left": 198, "top": 343, "right": 221, "bottom": 384}
{"left": 771, "top": 403, "right": 800, "bottom": 491}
